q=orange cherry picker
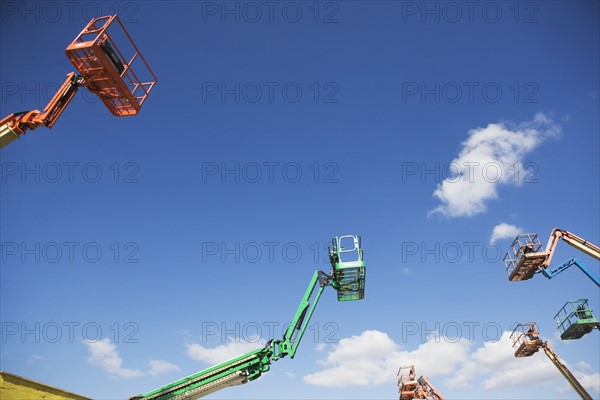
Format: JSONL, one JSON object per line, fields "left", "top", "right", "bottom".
{"left": 0, "top": 15, "right": 157, "bottom": 149}
{"left": 398, "top": 365, "right": 445, "bottom": 400}
{"left": 510, "top": 323, "right": 593, "bottom": 400}
{"left": 503, "top": 228, "right": 599, "bottom": 286}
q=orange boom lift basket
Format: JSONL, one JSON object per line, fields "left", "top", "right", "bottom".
{"left": 65, "top": 15, "right": 157, "bottom": 116}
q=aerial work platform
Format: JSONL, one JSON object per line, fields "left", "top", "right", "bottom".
{"left": 329, "top": 235, "right": 366, "bottom": 301}
{"left": 65, "top": 15, "right": 156, "bottom": 116}
{"left": 1, "top": 14, "right": 157, "bottom": 149}
{"left": 510, "top": 323, "right": 544, "bottom": 358}
{"left": 510, "top": 323, "right": 593, "bottom": 400}
{"left": 503, "top": 229, "right": 599, "bottom": 286}
{"left": 554, "top": 299, "right": 600, "bottom": 340}
{"left": 398, "top": 366, "right": 421, "bottom": 400}
{"left": 504, "top": 233, "right": 547, "bottom": 281}
{"left": 397, "top": 365, "right": 445, "bottom": 400}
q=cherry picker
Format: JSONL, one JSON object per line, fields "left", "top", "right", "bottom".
{"left": 510, "top": 323, "right": 593, "bottom": 400}
{"left": 397, "top": 365, "right": 445, "bottom": 400}
{"left": 130, "top": 235, "right": 366, "bottom": 399}
{"left": 503, "top": 228, "right": 599, "bottom": 286}
{"left": 0, "top": 15, "right": 157, "bottom": 149}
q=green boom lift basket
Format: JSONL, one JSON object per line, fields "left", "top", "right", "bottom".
{"left": 330, "top": 235, "right": 366, "bottom": 302}
{"left": 554, "top": 299, "right": 600, "bottom": 340}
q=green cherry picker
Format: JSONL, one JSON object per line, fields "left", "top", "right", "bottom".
{"left": 130, "top": 235, "right": 366, "bottom": 400}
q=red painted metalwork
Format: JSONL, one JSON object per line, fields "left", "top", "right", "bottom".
{"left": 65, "top": 15, "right": 157, "bottom": 116}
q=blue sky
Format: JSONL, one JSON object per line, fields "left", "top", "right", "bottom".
{"left": 1, "top": 1, "right": 599, "bottom": 399}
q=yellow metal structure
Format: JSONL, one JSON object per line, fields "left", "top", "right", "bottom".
{"left": 0, "top": 371, "right": 90, "bottom": 400}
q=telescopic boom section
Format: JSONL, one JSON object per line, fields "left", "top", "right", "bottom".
{"left": 130, "top": 235, "right": 366, "bottom": 400}
{"left": 542, "top": 342, "right": 592, "bottom": 400}
{"left": 276, "top": 270, "right": 330, "bottom": 359}
{"left": 418, "top": 376, "right": 445, "bottom": 400}
{"left": 129, "top": 270, "right": 330, "bottom": 400}
{"left": 542, "top": 229, "right": 600, "bottom": 268}
{"left": 541, "top": 258, "right": 600, "bottom": 287}
{"left": 130, "top": 347, "right": 273, "bottom": 400}
{"left": 0, "top": 73, "right": 83, "bottom": 148}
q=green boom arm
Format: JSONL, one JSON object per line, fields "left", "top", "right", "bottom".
{"left": 275, "top": 270, "right": 330, "bottom": 360}
{"left": 130, "top": 235, "right": 366, "bottom": 400}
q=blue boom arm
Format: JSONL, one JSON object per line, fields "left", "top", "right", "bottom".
{"left": 540, "top": 257, "right": 600, "bottom": 287}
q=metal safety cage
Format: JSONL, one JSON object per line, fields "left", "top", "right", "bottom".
{"left": 506, "top": 321, "right": 594, "bottom": 399}
{"left": 554, "top": 299, "right": 600, "bottom": 340}
{"left": 510, "top": 322, "right": 543, "bottom": 358}
{"left": 65, "top": 15, "right": 157, "bottom": 116}
{"left": 504, "top": 233, "right": 547, "bottom": 282}
{"left": 397, "top": 365, "right": 445, "bottom": 400}
{"left": 397, "top": 365, "right": 420, "bottom": 400}
{"left": 329, "top": 235, "right": 366, "bottom": 302}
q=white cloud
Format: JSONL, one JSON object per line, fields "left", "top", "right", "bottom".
{"left": 576, "top": 361, "right": 592, "bottom": 371}
{"left": 303, "top": 330, "right": 471, "bottom": 387}
{"left": 574, "top": 372, "right": 600, "bottom": 393}
{"left": 148, "top": 359, "right": 180, "bottom": 376}
{"left": 83, "top": 339, "right": 180, "bottom": 378}
{"left": 448, "top": 332, "right": 557, "bottom": 389}
{"left": 303, "top": 330, "right": 599, "bottom": 397}
{"left": 429, "top": 113, "right": 560, "bottom": 218}
{"left": 186, "top": 338, "right": 265, "bottom": 365}
{"left": 490, "top": 223, "right": 523, "bottom": 242}
{"left": 84, "top": 339, "right": 143, "bottom": 378}
{"left": 315, "top": 343, "right": 328, "bottom": 352}
{"left": 400, "top": 267, "right": 411, "bottom": 275}
{"left": 285, "top": 371, "right": 297, "bottom": 379}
